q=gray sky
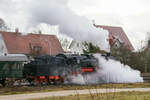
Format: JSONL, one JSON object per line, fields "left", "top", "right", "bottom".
{"left": 0, "top": 0, "right": 150, "bottom": 50}
{"left": 68, "top": 0, "right": 150, "bottom": 50}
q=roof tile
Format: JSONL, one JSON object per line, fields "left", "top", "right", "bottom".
{"left": 95, "top": 25, "right": 134, "bottom": 51}
{"left": 0, "top": 32, "right": 64, "bottom": 55}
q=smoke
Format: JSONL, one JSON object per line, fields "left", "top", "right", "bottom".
{"left": 67, "top": 54, "right": 143, "bottom": 84}
{"left": 26, "top": 0, "right": 110, "bottom": 51}
{"left": 0, "top": 0, "right": 110, "bottom": 52}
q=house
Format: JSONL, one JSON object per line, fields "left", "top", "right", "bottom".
{"left": 94, "top": 25, "right": 134, "bottom": 51}
{"left": 67, "top": 40, "right": 84, "bottom": 54}
{"left": 0, "top": 31, "right": 64, "bottom": 56}
{"left": 67, "top": 25, "right": 134, "bottom": 54}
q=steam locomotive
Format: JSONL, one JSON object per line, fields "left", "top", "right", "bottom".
{"left": 0, "top": 53, "right": 99, "bottom": 86}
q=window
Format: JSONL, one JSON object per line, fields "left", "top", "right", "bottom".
{"left": 33, "top": 46, "right": 42, "bottom": 55}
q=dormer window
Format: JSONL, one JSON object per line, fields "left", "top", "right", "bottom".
{"left": 34, "top": 46, "right": 42, "bottom": 55}
{"left": 34, "top": 46, "right": 41, "bottom": 52}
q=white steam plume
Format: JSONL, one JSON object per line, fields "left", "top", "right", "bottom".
{"left": 67, "top": 54, "right": 143, "bottom": 84}
{"left": 0, "top": 0, "right": 110, "bottom": 52}
{"left": 26, "top": 0, "right": 110, "bottom": 51}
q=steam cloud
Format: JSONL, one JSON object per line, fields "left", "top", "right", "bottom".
{"left": 27, "top": 0, "right": 110, "bottom": 51}
{"left": 67, "top": 54, "right": 143, "bottom": 84}
{"left": 0, "top": 0, "right": 110, "bottom": 52}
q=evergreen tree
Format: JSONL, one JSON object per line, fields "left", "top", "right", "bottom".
{"left": 83, "top": 42, "right": 106, "bottom": 54}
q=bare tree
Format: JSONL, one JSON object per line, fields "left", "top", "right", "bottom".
{"left": 0, "top": 18, "right": 8, "bottom": 31}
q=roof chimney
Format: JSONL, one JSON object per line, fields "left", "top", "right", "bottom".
{"left": 92, "top": 20, "right": 96, "bottom": 26}
{"left": 38, "top": 30, "right": 42, "bottom": 34}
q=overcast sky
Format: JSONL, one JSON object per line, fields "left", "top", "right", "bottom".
{"left": 0, "top": 0, "right": 150, "bottom": 50}
{"left": 68, "top": 0, "right": 150, "bottom": 50}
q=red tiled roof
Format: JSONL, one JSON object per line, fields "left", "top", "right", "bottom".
{"left": 95, "top": 25, "right": 134, "bottom": 51}
{"left": 0, "top": 32, "right": 64, "bottom": 55}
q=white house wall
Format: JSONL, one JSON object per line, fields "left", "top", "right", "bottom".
{"left": 68, "top": 40, "right": 84, "bottom": 54}
{"left": 0, "top": 33, "right": 8, "bottom": 55}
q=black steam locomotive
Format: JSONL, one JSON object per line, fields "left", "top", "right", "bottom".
{"left": 23, "top": 53, "right": 98, "bottom": 85}
{"left": 0, "top": 53, "right": 99, "bottom": 86}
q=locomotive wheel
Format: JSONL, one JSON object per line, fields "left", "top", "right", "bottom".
{"left": 27, "top": 78, "right": 34, "bottom": 86}
{"left": 48, "top": 78, "right": 64, "bottom": 85}
{"left": 54, "top": 77, "right": 64, "bottom": 85}
{"left": 55, "top": 80, "right": 63, "bottom": 85}
{"left": 48, "top": 79, "right": 55, "bottom": 85}
{"left": 28, "top": 76, "right": 49, "bottom": 86}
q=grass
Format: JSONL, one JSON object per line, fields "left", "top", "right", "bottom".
{"left": 0, "top": 83, "right": 150, "bottom": 95}
{"left": 31, "top": 91, "right": 150, "bottom": 100}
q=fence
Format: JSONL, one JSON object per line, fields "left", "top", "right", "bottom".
{"left": 141, "top": 73, "right": 150, "bottom": 82}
